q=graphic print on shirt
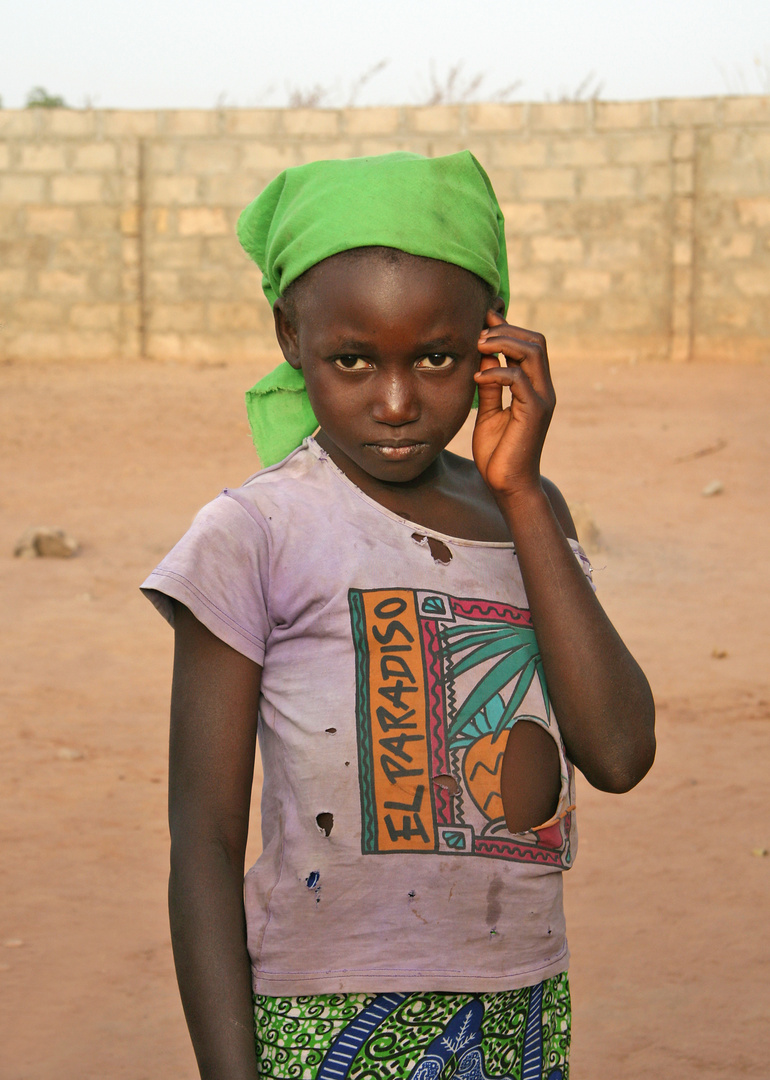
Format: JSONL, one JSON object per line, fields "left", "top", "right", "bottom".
{"left": 349, "top": 588, "right": 574, "bottom": 867}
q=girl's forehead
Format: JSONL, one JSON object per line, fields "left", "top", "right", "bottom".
{"left": 295, "top": 248, "right": 490, "bottom": 309}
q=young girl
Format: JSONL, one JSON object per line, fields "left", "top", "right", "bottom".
{"left": 142, "top": 151, "right": 655, "bottom": 1080}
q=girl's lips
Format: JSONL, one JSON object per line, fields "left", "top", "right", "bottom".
{"left": 367, "top": 442, "right": 427, "bottom": 460}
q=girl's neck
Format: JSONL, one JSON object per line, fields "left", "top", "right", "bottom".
{"left": 313, "top": 437, "right": 512, "bottom": 543}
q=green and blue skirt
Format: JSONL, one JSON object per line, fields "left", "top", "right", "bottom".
{"left": 254, "top": 972, "right": 570, "bottom": 1079}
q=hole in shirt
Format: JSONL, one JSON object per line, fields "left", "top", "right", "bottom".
{"left": 316, "top": 812, "right": 334, "bottom": 837}
{"left": 433, "top": 773, "right": 461, "bottom": 796}
{"left": 501, "top": 719, "right": 561, "bottom": 834}
{"left": 411, "top": 532, "right": 453, "bottom": 564}
{"left": 325, "top": 727, "right": 337, "bottom": 734}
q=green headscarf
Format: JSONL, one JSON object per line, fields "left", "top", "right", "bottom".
{"left": 238, "top": 151, "right": 508, "bottom": 466}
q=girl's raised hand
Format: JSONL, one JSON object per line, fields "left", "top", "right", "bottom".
{"left": 472, "top": 310, "right": 556, "bottom": 501}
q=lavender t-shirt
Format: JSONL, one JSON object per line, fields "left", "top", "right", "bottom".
{"left": 143, "top": 438, "right": 592, "bottom": 995}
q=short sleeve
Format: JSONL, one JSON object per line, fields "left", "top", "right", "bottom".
{"left": 141, "top": 492, "right": 270, "bottom": 665}
{"left": 569, "top": 538, "right": 596, "bottom": 592}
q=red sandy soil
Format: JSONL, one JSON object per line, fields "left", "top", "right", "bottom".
{"left": 1, "top": 355, "right": 768, "bottom": 1079}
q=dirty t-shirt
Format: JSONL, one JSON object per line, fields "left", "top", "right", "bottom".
{"left": 142, "top": 438, "right": 592, "bottom": 995}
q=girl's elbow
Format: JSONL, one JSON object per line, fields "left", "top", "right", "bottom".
{"left": 594, "top": 730, "right": 657, "bottom": 793}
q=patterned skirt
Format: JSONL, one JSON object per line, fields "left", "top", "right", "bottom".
{"left": 253, "top": 973, "right": 570, "bottom": 1079}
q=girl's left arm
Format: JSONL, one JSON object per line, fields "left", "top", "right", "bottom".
{"left": 473, "top": 312, "right": 655, "bottom": 792}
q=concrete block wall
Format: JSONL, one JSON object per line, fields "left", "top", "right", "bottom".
{"left": 1, "top": 97, "right": 769, "bottom": 364}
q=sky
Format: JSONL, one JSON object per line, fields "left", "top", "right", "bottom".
{"left": 2, "top": 0, "right": 769, "bottom": 110}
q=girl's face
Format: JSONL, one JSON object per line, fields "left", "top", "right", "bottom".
{"left": 275, "top": 251, "right": 496, "bottom": 487}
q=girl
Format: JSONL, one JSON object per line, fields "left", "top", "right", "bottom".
{"left": 143, "top": 151, "right": 655, "bottom": 1080}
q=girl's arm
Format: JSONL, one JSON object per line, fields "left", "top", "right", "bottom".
{"left": 168, "top": 601, "right": 262, "bottom": 1080}
{"left": 473, "top": 312, "right": 656, "bottom": 794}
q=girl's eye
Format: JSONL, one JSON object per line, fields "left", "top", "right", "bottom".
{"left": 416, "top": 354, "right": 454, "bottom": 370}
{"left": 334, "top": 356, "right": 372, "bottom": 371}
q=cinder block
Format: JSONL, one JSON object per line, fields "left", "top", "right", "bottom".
{"left": 0, "top": 175, "right": 46, "bottom": 202}
{"left": 57, "top": 237, "right": 114, "bottom": 263}
{"left": 51, "top": 174, "right": 104, "bottom": 203}
{"left": 506, "top": 269, "right": 551, "bottom": 299}
{"left": 241, "top": 142, "right": 297, "bottom": 171}
{"left": 734, "top": 269, "right": 770, "bottom": 297}
{"left": 19, "top": 144, "right": 68, "bottom": 171}
{"left": 723, "top": 96, "right": 770, "bottom": 125}
{"left": 120, "top": 208, "right": 139, "bottom": 236}
{"left": 178, "top": 207, "right": 229, "bottom": 236}
{"left": 580, "top": 166, "right": 637, "bottom": 198}
{"left": 102, "top": 111, "right": 159, "bottom": 136}
{"left": 40, "top": 109, "right": 97, "bottom": 137}
{"left": 493, "top": 140, "right": 548, "bottom": 168}
{"left": 223, "top": 110, "right": 282, "bottom": 136}
{"left": 500, "top": 201, "right": 548, "bottom": 233}
{"left": 530, "top": 102, "right": 588, "bottom": 132}
{"left": 707, "top": 233, "right": 754, "bottom": 259}
{"left": 148, "top": 271, "right": 181, "bottom": 299}
{"left": 122, "top": 237, "right": 140, "bottom": 265}
{"left": 549, "top": 137, "right": 608, "bottom": 166}
{"left": 659, "top": 98, "right": 719, "bottom": 126}
{"left": 736, "top": 197, "right": 770, "bottom": 226}
{"left": 14, "top": 298, "right": 64, "bottom": 323}
{"left": 0, "top": 145, "right": 9, "bottom": 170}
{"left": 465, "top": 103, "right": 526, "bottom": 132}
{"left": 640, "top": 165, "right": 671, "bottom": 198}
{"left": 674, "top": 161, "right": 694, "bottom": 195}
{"left": 150, "top": 175, "right": 200, "bottom": 205}
{"left": 206, "top": 173, "right": 265, "bottom": 206}
{"left": 70, "top": 303, "right": 122, "bottom": 329}
{"left": 597, "top": 298, "right": 647, "bottom": 331}
{"left": 37, "top": 270, "right": 89, "bottom": 296}
{"left": 181, "top": 267, "right": 241, "bottom": 300}
{"left": 5, "top": 331, "right": 65, "bottom": 360}
{"left": 408, "top": 107, "right": 461, "bottom": 134}
{"left": 207, "top": 302, "right": 263, "bottom": 330}
{"left": 282, "top": 109, "right": 340, "bottom": 137}
{"left": 162, "top": 110, "right": 219, "bottom": 136}
{"left": 147, "top": 238, "right": 203, "bottom": 267}
{"left": 148, "top": 142, "right": 180, "bottom": 171}
{"left": 294, "top": 140, "right": 357, "bottom": 163}
{"left": 0, "top": 269, "right": 28, "bottom": 295}
{"left": 594, "top": 101, "right": 655, "bottom": 130}
{"left": 73, "top": 142, "right": 118, "bottom": 170}
{"left": 562, "top": 269, "right": 612, "bottom": 297}
{"left": 673, "top": 238, "right": 693, "bottom": 266}
{"left": 343, "top": 108, "right": 402, "bottom": 136}
{"left": 531, "top": 236, "right": 583, "bottom": 263}
{"left": 674, "top": 197, "right": 694, "bottom": 230}
{"left": 519, "top": 168, "right": 576, "bottom": 199}
{"left": 612, "top": 133, "right": 669, "bottom": 164}
{"left": 147, "top": 332, "right": 183, "bottom": 360}
{"left": 182, "top": 141, "right": 241, "bottom": 174}
{"left": 0, "top": 110, "right": 41, "bottom": 136}
{"left": 673, "top": 130, "right": 695, "bottom": 160}
{"left": 79, "top": 206, "right": 120, "bottom": 231}
{"left": 356, "top": 137, "right": 431, "bottom": 158}
{"left": 25, "top": 206, "right": 78, "bottom": 233}
{"left": 588, "top": 238, "right": 642, "bottom": 264}
{"left": 150, "top": 303, "right": 206, "bottom": 331}
{"left": 62, "top": 330, "right": 119, "bottom": 360}
{"left": 748, "top": 132, "right": 770, "bottom": 161}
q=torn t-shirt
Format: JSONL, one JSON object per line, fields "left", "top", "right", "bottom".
{"left": 142, "top": 437, "right": 594, "bottom": 995}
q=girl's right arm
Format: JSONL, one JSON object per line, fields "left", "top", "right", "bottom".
{"left": 168, "top": 601, "right": 262, "bottom": 1080}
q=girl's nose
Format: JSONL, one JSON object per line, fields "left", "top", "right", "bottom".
{"left": 371, "top": 373, "right": 420, "bottom": 426}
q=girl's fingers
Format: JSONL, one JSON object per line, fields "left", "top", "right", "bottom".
{"left": 479, "top": 315, "right": 553, "bottom": 401}
{"left": 474, "top": 355, "right": 505, "bottom": 418}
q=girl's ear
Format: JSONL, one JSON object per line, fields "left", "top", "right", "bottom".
{"left": 491, "top": 295, "right": 506, "bottom": 317}
{"left": 273, "top": 299, "right": 302, "bottom": 370}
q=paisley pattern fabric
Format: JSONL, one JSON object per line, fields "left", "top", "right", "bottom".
{"left": 253, "top": 974, "right": 570, "bottom": 1079}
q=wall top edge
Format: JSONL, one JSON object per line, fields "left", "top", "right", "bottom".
{"left": 0, "top": 93, "right": 768, "bottom": 116}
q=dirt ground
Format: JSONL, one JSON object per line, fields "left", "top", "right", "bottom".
{"left": 1, "top": 353, "right": 768, "bottom": 1079}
